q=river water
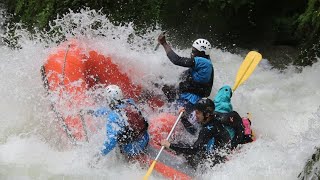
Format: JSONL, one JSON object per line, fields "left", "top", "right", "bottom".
{"left": 0, "top": 9, "right": 320, "bottom": 180}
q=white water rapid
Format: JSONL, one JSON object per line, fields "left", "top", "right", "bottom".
{"left": 0, "top": 9, "right": 320, "bottom": 180}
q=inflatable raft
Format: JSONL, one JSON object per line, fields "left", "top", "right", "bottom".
{"left": 41, "top": 40, "right": 193, "bottom": 179}
{"left": 41, "top": 40, "right": 255, "bottom": 179}
{"left": 41, "top": 40, "right": 164, "bottom": 142}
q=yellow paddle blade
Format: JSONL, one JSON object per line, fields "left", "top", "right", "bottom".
{"left": 143, "top": 160, "right": 157, "bottom": 180}
{"left": 232, "top": 51, "right": 262, "bottom": 91}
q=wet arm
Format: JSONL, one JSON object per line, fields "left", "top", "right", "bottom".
{"left": 181, "top": 118, "right": 197, "bottom": 135}
{"left": 162, "top": 42, "right": 194, "bottom": 67}
{"left": 101, "top": 123, "right": 118, "bottom": 155}
{"left": 93, "top": 107, "right": 109, "bottom": 117}
{"left": 101, "top": 112, "right": 124, "bottom": 155}
{"left": 169, "top": 128, "right": 210, "bottom": 155}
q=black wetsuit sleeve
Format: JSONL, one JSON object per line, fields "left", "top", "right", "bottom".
{"left": 169, "top": 126, "right": 212, "bottom": 155}
{"left": 167, "top": 50, "right": 195, "bottom": 68}
{"left": 181, "top": 118, "right": 197, "bottom": 135}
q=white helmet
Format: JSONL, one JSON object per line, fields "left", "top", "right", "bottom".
{"left": 192, "top": 39, "right": 212, "bottom": 55}
{"left": 104, "top": 85, "right": 123, "bottom": 104}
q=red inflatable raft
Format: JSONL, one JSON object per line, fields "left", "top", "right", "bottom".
{"left": 41, "top": 40, "right": 164, "bottom": 141}
{"left": 41, "top": 40, "right": 255, "bottom": 180}
{"left": 41, "top": 40, "right": 193, "bottom": 179}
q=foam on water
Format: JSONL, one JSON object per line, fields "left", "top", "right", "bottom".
{"left": 0, "top": 9, "right": 319, "bottom": 179}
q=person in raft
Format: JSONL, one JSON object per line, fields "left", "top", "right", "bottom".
{"left": 160, "top": 98, "right": 231, "bottom": 168}
{"left": 89, "top": 85, "right": 149, "bottom": 161}
{"left": 158, "top": 33, "right": 214, "bottom": 135}
{"left": 213, "top": 85, "right": 254, "bottom": 149}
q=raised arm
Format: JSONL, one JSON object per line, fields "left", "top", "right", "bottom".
{"left": 158, "top": 34, "right": 194, "bottom": 67}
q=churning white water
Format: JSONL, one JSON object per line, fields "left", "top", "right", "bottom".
{"left": 1, "top": 9, "right": 320, "bottom": 180}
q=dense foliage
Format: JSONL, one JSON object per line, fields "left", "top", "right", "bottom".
{"left": 2, "top": 0, "right": 320, "bottom": 66}
{"left": 298, "top": 147, "right": 320, "bottom": 180}
{"left": 295, "top": 0, "right": 320, "bottom": 66}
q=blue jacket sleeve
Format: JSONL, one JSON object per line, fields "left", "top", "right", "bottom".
{"left": 100, "top": 111, "right": 125, "bottom": 155}
{"left": 94, "top": 107, "right": 109, "bottom": 117}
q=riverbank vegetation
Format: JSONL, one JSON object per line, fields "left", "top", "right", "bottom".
{"left": 2, "top": 0, "right": 320, "bottom": 67}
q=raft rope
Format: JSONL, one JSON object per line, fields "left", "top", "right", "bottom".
{"left": 79, "top": 114, "right": 89, "bottom": 142}
{"left": 41, "top": 43, "right": 89, "bottom": 144}
{"left": 60, "top": 44, "right": 71, "bottom": 86}
{"left": 40, "top": 66, "right": 77, "bottom": 145}
{"left": 60, "top": 43, "right": 89, "bottom": 143}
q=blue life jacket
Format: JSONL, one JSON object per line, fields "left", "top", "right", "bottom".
{"left": 94, "top": 98, "right": 148, "bottom": 156}
{"left": 120, "top": 132, "right": 149, "bottom": 156}
{"left": 179, "top": 56, "right": 214, "bottom": 104}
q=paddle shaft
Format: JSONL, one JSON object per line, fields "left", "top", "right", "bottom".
{"left": 154, "top": 111, "right": 183, "bottom": 161}
{"left": 154, "top": 43, "right": 160, "bottom": 51}
{"left": 155, "top": 111, "right": 183, "bottom": 161}
{"left": 143, "top": 111, "right": 184, "bottom": 180}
